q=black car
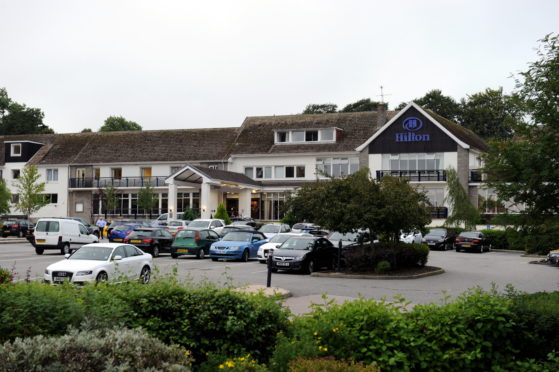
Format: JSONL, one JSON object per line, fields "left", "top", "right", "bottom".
{"left": 2, "top": 220, "right": 33, "bottom": 238}
{"left": 423, "top": 228, "right": 455, "bottom": 250}
{"left": 124, "top": 228, "right": 174, "bottom": 257}
{"left": 455, "top": 231, "right": 490, "bottom": 253}
{"left": 272, "top": 236, "right": 337, "bottom": 274}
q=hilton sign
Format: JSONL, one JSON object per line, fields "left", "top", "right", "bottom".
{"left": 395, "top": 117, "right": 431, "bottom": 142}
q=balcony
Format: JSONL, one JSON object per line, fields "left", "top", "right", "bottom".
{"left": 69, "top": 176, "right": 169, "bottom": 189}
{"left": 375, "top": 170, "right": 446, "bottom": 182}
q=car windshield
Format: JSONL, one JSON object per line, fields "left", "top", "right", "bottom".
{"left": 176, "top": 230, "right": 197, "bottom": 239}
{"left": 189, "top": 221, "right": 209, "bottom": 228}
{"left": 329, "top": 232, "right": 358, "bottom": 241}
{"left": 260, "top": 225, "right": 280, "bottom": 233}
{"left": 69, "top": 246, "right": 113, "bottom": 261}
{"left": 128, "top": 230, "right": 153, "bottom": 238}
{"left": 459, "top": 232, "right": 481, "bottom": 238}
{"left": 269, "top": 234, "right": 296, "bottom": 244}
{"left": 427, "top": 229, "right": 446, "bottom": 237}
{"left": 280, "top": 238, "right": 314, "bottom": 250}
{"left": 222, "top": 232, "right": 252, "bottom": 242}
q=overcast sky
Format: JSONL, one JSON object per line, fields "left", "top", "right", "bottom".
{"left": 0, "top": 0, "right": 557, "bottom": 133}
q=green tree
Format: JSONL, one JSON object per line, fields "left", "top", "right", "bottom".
{"left": 396, "top": 89, "right": 461, "bottom": 122}
{"left": 102, "top": 185, "right": 119, "bottom": 216}
{"left": 81, "top": 128, "right": 92, "bottom": 133}
{"left": 459, "top": 87, "right": 522, "bottom": 140}
{"left": 137, "top": 183, "right": 157, "bottom": 218}
{"left": 0, "top": 181, "right": 11, "bottom": 216}
{"left": 0, "top": 88, "right": 54, "bottom": 135}
{"left": 483, "top": 33, "right": 559, "bottom": 225}
{"left": 340, "top": 98, "right": 383, "bottom": 112}
{"left": 14, "top": 165, "right": 49, "bottom": 218}
{"left": 99, "top": 116, "right": 142, "bottom": 132}
{"left": 214, "top": 203, "right": 231, "bottom": 225}
{"left": 302, "top": 103, "right": 338, "bottom": 114}
{"left": 444, "top": 168, "right": 480, "bottom": 230}
{"left": 181, "top": 208, "right": 198, "bottom": 221}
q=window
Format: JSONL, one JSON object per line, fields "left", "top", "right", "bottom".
{"left": 208, "top": 165, "right": 219, "bottom": 170}
{"left": 79, "top": 224, "right": 88, "bottom": 235}
{"left": 275, "top": 166, "right": 285, "bottom": 178}
{"left": 291, "top": 131, "right": 305, "bottom": 142}
{"left": 320, "top": 129, "right": 334, "bottom": 141}
{"left": 141, "top": 167, "right": 152, "bottom": 178}
{"left": 11, "top": 194, "right": 19, "bottom": 204}
{"left": 305, "top": 130, "right": 318, "bottom": 141}
{"left": 316, "top": 157, "right": 359, "bottom": 177}
{"left": 47, "top": 169, "right": 58, "bottom": 182}
{"left": 382, "top": 153, "right": 444, "bottom": 171}
{"left": 45, "top": 194, "right": 58, "bottom": 204}
{"left": 170, "top": 166, "right": 181, "bottom": 175}
{"left": 255, "top": 167, "right": 263, "bottom": 179}
{"left": 112, "top": 168, "right": 122, "bottom": 179}
{"left": 296, "top": 166, "right": 305, "bottom": 178}
{"left": 285, "top": 166, "right": 294, "bottom": 178}
{"left": 12, "top": 169, "right": 20, "bottom": 179}
{"left": 274, "top": 129, "right": 337, "bottom": 144}
{"left": 10, "top": 144, "right": 22, "bottom": 157}
{"left": 277, "top": 131, "right": 288, "bottom": 143}
{"left": 94, "top": 168, "right": 100, "bottom": 180}
{"left": 244, "top": 167, "right": 254, "bottom": 178}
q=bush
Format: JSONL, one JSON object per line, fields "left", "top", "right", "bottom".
{"left": 0, "top": 267, "right": 13, "bottom": 284}
{"left": 505, "top": 223, "right": 559, "bottom": 255}
{"left": 288, "top": 357, "right": 380, "bottom": 372}
{"left": 182, "top": 208, "right": 199, "bottom": 221}
{"left": 343, "top": 242, "right": 429, "bottom": 272}
{"left": 374, "top": 260, "right": 391, "bottom": 274}
{"left": 481, "top": 229, "right": 509, "bottom": 250}
{"left": 214, "top": 203, "right": 232, "bottom": 225}
{"left": 0, "top": 327, "right": 192, "bottom": 371}
{"left": 200, "top": 354, "right": 269, "bottom": 371}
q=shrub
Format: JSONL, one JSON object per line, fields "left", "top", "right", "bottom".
{"left": 505, "top": 223, "right": 559, "bottom": 254}
{"left": 0, "top": 327, "right": 192, "bottom": 372}
{"left": 182, "top": 208, "right": 199, "bottom": 221}
{"left": 481, "top": 229, "right": 509, "bottom": 250}
{"left": 343, "top": 242, "right": 429, "bottom": 272}
{"left": 288, "top": 357, "right": 380, "bottom": 372}
{"left": 200, "top": 354, "right": 269, "bottom": 371}
{"left": 214, "top": 203, "right": 232, "bottom": 225}
{"left": 0, "top": 266, "right": 13, "bottom": 284}
{"left": 374, "top": 260, "right": 391, "bottom": 274}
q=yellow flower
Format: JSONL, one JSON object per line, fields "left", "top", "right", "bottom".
{"left": 239, "top": 357, "right": 245, "bottom": 361}
{"left": 313, "top": 331, "right": 318, "bottom": 336}
{"left": 219, "top": 364, "right": 225, "bottom": 369}
{"left": 225, "top": 360, "right": 235, "bottom": 368}
{"left": 332, "top": 328, "right": 339, "bottom": 333}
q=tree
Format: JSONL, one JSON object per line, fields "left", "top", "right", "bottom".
{"left": 214, "top": 203, "right": 231, "bottom": 225}
{"left": 99, "top": 116, "right": 142, "bottom": 132}
{"left": 0, "top": 181, "right": 11, "bottom": 216}
{"left": 0, "top": 88, "right": 54, "bottom": 135}
{"left": 459, "top": 87, "right": 522, "bottom": 140}
{"left": 286, "top": 169, "right": 431, "bottom": 241}
{"left": 483, "top": 33, "right": 559, "bottom": 225}
{"left": 444, "top": 168, "right": 480, "bottom": 230}
{"left": 396, "top": 89, "right": 461, "bottom": 122}
{"left": 81, "top": 128, "right": 92, "bottom": 133}
{"left": 181, "top": 208, "right": 198, "bottom": 221}
{"left": 302, "top": 104, "right": 338, "bottom": 114}
{"left": 340, "top": 98, "right": 383, "bottom": 113}
{"left": 137, "top": 183, "right": 157, "bottom": 218}
{"left": 102, "top": 185, "right": 119, "bottom": 216}
{"left": 14, "top": 165, "right": 49, "bottom": 218}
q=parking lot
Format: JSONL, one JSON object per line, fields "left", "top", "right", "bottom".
{"left": 1, "top": 239, "right": 557, "bottom": 307}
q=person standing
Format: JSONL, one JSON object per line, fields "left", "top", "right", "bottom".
{"left": 96, "top": 217, "right": 107, "bottom": 238}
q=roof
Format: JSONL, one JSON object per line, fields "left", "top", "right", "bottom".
{"left": 170, "top": 165, "right": 261, "bottom": 187}
{"left": 425, "top": 110, "right": 488, "bottom": 152}
{"left": 231, "top": 111, "right": 396, "bottom": 155}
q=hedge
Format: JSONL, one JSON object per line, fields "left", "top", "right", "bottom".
{"left": 343, "top": 242, "right": 429, "bottom": 272}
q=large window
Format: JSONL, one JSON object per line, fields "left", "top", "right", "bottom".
{"left": 382, "top": 153, "right": 444, "bottom": 171}
{"left": 316, "top": 157, "right": 359, "bottom": 177}
{"left": 244, "top": 165, "right": 305, "bottom": 180}
{"left": 47, "top": 169, "right": 58, "bottom": 182}
{"left": 274, "top": 129, "right": 337, "bottom": 144}
{"left": 44, "top": 193, "right": 58, "bottom": 204}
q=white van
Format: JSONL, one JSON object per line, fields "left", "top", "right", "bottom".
{"left": 34, "top": 218, "right": 99, "bottom": 255}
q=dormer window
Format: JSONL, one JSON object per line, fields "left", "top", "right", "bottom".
{"left": 274, "top": 128, "right": 339, "bottom": 144}
{"left": 10, "top": 144, "right": 22, "bottom": 157}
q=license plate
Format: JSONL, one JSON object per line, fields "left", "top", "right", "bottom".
{"left": 53, "top": 276, "right": 69, "bottom": 282}
{"left": 113, "top": 238, "right": 123, "bottom": 242}
{"left": 36, "top": 239, "right": 46, "bottom": 243}
{"left": 177, "top": 249, "right": 188, "bottom": 253}
{"left": 215, "top": 250, "right": 226, "bottom": 254}
{"left": 130, "top": 240, "right": 142, "bottom": 243}
{"left": 276, "top": 262, "right": 290, "bottom": 267}
{"left": 428, "top": 242, "right": 435, "bottom": 246}
{"left": 462, "top": 244, "right": 471, "bottom": 248}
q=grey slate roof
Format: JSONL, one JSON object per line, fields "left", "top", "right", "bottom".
{"left": 425, "top": 110, "right": 488, "bottom": 152}
{"left": 188, "top": 165, "right": 261, "bottom": 187}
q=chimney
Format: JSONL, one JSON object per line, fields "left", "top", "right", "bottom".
{"left": 377, "top": 102, "right": 387, "bottom": 128}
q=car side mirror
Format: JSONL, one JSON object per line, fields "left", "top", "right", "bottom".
{"left": 64, "top": 253, "right": 70, "bottom": 259}
{"left": 114, "top": 255, "right": 123, "bottom": 261}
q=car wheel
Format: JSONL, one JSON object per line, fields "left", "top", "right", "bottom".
{"left": 139, "top": 266, "right": 151, "bottom": 284}
{"left": 211, "top": 257, "right": 218, "bottom": 262}
{"left": 35, "top": 247, "right": 44, "bottom": 255}
{"left": 197, "top": 248, "right": 206, "bottom": 259}
{"left": 152, "top": 245, "right": 160, "bottom": 258}
{"left": 306, "top": 260, "right": 315, "bottom": 274}
{"left": 240, "top": 249, "right": 249, "bottom": 262}
{"left": 96, "top": 271, "right": 108, "bottom": 283}
{"left": 61, "top": 243, "right": 70, "bottom": 255}
{"left": 171, "top": 252, "right": 178, "bottom": 259}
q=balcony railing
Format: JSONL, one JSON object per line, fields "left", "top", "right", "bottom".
{"left": 376, "top": 170, "right": 446, "bottom": 182}
{"left": 69, "top": 176, "right": 169, "bottom": 189}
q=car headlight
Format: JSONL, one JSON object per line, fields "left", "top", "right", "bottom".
{"left": 76, "top": 270, "right": 93, "bottom": 276}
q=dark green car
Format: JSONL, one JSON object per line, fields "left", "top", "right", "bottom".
{"left": 171, "top": 229, "right": 221, "bottom": 259}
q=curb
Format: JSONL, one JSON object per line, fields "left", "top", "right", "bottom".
{"left": 310, "top": 267, "right": 445, "bottom": 280}
{"left": 491, "top": 249, "right": 547, "bottom": 258}
{"left": 0, "top": 238, "right": 28, "bottom": 244}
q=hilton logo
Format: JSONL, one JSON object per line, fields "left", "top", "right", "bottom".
{"left": 396, "top": 117, "right": 431, "bottom": 142}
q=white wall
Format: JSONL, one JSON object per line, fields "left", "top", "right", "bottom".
{"left": 35, "top": 166, "right": 69, "bottom": 219}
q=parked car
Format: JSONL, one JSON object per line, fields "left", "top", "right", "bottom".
{"left": 34, "top": 218, "right": 99, "bottom": 255}
{"left": 166, "top": 220, "right": 191, "bottom": 236}
{"left": 230, "top": 217, "right": 257, "bottom": 228}
{"left": 272, "top": 236, "right": 337, "bottom": 274}
{"left": 43, "top": 243, "right": 152, "bottom": 284}
{"left": 257, "top": 232, "right": 311, "bottom": 263}
{"left": 291, "top": 223, "right": 317, "bottom": 234}
{"left": 328, "top": 231, "right": 370, "bottom": 248}
{"left": 152, "top": 213, "right": 170, "bottom": 227}
{"left": 2, "top": 219, "right": 34, "bottom": 238}
{"left": 188, "top": 219, "right": 226, "bottom": 235}
{"left": 218, "top": 224, "right": 255, "bottom": 237}
{"left": 423, "top": 228, "right": 455, "bottom": 250}
{"left": 171, "top": 228, "right": 220, "bottom": 259}
{"left": 548, "top": 249, "right": 559, "bottom": 266}
{"left": 258, "top": 223, "right": 291, "bottom": 239}
{"left": 107, "top": 219, "right": 138, "bottom": 236}
{"left": 25, "top": 223, "right": 35, "bottom": 245}
{"left": 109, "top": 223, "right": 142, "bottom": 242}
{"left": 209, "top": 230, "right": 268, "bottom": 262}
{"left": 400, "top": 230, "right": 423, "bottom": 244}
{"left": 63, "top": 217, "right": 100, "bottom": 238}
{"left": 455, "top": 231, "right": 490, "bottom": 253}
{"left": 124, "top": 228, "right": 174, "bottom": 257}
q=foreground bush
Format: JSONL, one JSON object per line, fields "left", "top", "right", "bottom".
{"left": 0, "top": 267, "right": 13, "bottom": 284}
{"left": 343, "top": 242, "right": 429, "bottom": 272}
{"left": 0, "top": 327, "right": 192, "bottom": 371}
{"left": 289, "top": 357, "right": 379, "bottom": 372}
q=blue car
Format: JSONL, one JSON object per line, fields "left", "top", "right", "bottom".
{"left": 209, "top": 230, "right": 268, "bottom": 262}
{"left": 108, "top": 223, "right": 141, "bottom": 242}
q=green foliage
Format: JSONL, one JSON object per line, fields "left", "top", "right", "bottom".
{"left": 0, "top": 87, "right": 54, "bottom": 135}
{"left": 0, "top": 181, "right": 11, "bottom": 216}
{"left": 99, "top": 115, "right": 142, "bottom": 132}
{"left": 302, "top": 104, "right": 338, "bottom": 114}
{"left": 102, "top": 185, "right": 119, "bottom": 215}
{"left": 397, "top": 89, "right": 461, "bottom": 123}
{"left": 480, "top": 229, "right": 508, "bottom": 250}
{"left": 343, "top": 242, "right": 429, "bottom": 272}
{"left": 182, "top": 207, "right": 199, "bottom": 221}
{"left": 286, "top": 169, "right": 430, "bottom": 242}
{"left": 81, "top": 128, "right": 92, "bottom": 132}
{"left": 280, "top": 210, "right": 297, "bottom": 227}
{"left": 0, "top": 267, "right": 13, "bottom": 284}
{"left": 374, "top": 260, "right": 391, "bottom": 274}
{"left": 0, "top": 327, "right": 192, "bottom": 372}
{"left": 503, "top": 222, "right": 559, "bottom": 254}
{"left": 444, "top": 168, "right": 480, "bottom": 230}
{"left": 340, "top": 98, "right": 382, "bottom": 112}
{"left": 288, "top": 357, "right": 380, "bottom": 372}
{"left": 14, "top": 165, "right": 49, "bottom": 218}
{"left": 200, "top": 354, "right": 269, "bottom": 371}
{"left": 137, "top": 182, "right": 157, "bottom": 216}
{"left": 214, "top": 203, "right": 231, "bottom": 225}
